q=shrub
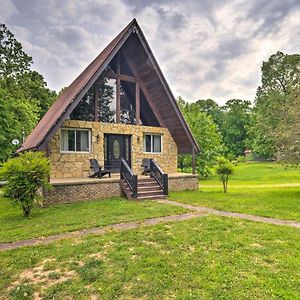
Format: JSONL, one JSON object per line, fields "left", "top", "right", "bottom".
{"left": 0, "top": 151, "right": 50, "bottom": 217}
{"left": 215, "top": 157, "right": 234, "bottom": 193}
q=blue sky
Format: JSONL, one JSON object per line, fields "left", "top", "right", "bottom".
{"left": 1, "top": 0, "right": 300, "bottom": 104}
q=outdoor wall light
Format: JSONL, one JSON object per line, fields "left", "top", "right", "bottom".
{"left": 137, "top": 136, "right": 140, "bottom": 143}
{"left": 96, "top": 134, "right": 100, "bottom": 142}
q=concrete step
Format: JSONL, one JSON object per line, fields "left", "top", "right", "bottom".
{"left": 136, "top": 195, "right": 167, "bottom": 200}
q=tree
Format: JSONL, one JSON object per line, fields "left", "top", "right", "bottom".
{"left": 250, "top": 51, "right": 300, "bottom": 158}
{"left": 276, "top": 94, "right": 300, "bottom": 165}
{"left": 221, "top": 99, "right": 252, "bottom": 157}
{"left": 0, "top": 24, "right": 57, "bottom": 161}
{"left": 215, "top": 157, "right": 234, "bottom": 193}
{"left": 195, "top": 99, "right": 223, "bottom": 128}
{"left": 0, "top": 23, "right": 32, "bottom": 78}
{"left": 178, "top": 97, "right": 225, "bottom": 176}
{"left": 0, "top": 152, "right": 50, "bottom": 217}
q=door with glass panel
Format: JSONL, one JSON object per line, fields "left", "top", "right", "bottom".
{"left": 105, "top": 134, "right": 131, "bottom": 172}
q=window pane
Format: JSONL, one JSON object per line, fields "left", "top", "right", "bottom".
{"left": 144, "top": 135, "right": 151, "bottom": 152}
{"left": 120, "top": 80, "right": 136, "bottom": 124}
{"left": 70, "top": 86, "right": 95, "bottom": 121}
{"left": 61, "top": 130, "right": 75, "bottom": 151}
{"left": 153, "top": 135, "right": 161, "bottom": 153}
{"left": 76, "top": 130, "right": 89, "bottom": 152}
{"left": 98, "top": 77, "right": 116, "bottom": 123}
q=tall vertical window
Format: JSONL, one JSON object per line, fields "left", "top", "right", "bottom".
{"left": 143, "top": 134, "right": 162, "bottom": 153}
{"left": 97, "top": 77, "right": 116, "bottom": 123}
{"left": 120, "top": 80, "right": 136, "bottom": 124}
{"left": 61, "top": 129, "right": 90, "bottom": 152}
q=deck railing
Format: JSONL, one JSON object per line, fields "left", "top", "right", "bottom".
{"left": 120, "top": 158, "right": 138, "bottom": 198}
{"left": 149, "top": 159, "right": 168, "bottom": 195}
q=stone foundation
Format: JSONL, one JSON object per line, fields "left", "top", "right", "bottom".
{"left": 43, "top": 174, "right": 198, "bottom": 205}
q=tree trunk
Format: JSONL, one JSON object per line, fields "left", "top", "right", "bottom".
{"left": 23, "top": 206, "right": 31, "bottom": 217}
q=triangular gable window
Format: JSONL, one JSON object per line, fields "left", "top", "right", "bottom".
{"left": 70, "top": 52, "right": 159, "bottom": 126}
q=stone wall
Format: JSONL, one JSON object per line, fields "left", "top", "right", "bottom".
{"left": 43, "top": 174, "right": 198, "bottom": 205}
{"left": 49, "top": 120, "right": 178, "bottom": 178}
{"left": 169, "top": 175, "right": 199, "bottom": 191}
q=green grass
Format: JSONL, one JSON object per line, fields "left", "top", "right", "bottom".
{"left": 171, "top": 162, "right": 300, "bottom": 222}
{"left": 0, "top": 217, "right": 299, "bottom": 299}
{"left": 170, "top": 188, "right": 300, "bottom": 221}
{"left": 0, "top": 196, "right": 187, "bottom": 243}
{"left": 202, "top": 162, "right": 300, "bottom": 186}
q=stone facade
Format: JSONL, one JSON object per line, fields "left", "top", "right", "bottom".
{"left": 43, "top": 174, "right": 198, "bottom": 205}
{"left": 49, "top": 120, "right": 178, "bottom": 178}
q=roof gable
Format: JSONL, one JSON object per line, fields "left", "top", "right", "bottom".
{"left": 19, "top": 19, "right": 199, "bottom": 154}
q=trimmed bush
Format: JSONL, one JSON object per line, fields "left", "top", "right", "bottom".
{"left": 0, "top": 151, "right": 50, "bottom": 217}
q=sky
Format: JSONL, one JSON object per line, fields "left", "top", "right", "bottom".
{"left": 1, "top": 0, "right": 300, "bottom": 104}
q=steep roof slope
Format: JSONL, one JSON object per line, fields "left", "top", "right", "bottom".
{"left": 19, "top": 19, "right": 199, "bottom": 154}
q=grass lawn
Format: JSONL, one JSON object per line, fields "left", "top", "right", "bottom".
{"left": 171, "top": 162, "right": 300, "bottom": 222}
{"left": 202, "top": 162, "right": 300, "bottom": 186}
{"left": 0, "top": 216, "right": 299, "bottom": 299}
{"left": 0, "top": 195, "right": 187, "bottom": 243}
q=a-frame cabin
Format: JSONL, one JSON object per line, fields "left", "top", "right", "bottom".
{"left": 19, "top": 19, "right": 199, "bottom": 202}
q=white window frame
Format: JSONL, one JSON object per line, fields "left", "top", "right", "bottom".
{"left": 60, "top": 128, "right": 91, "bottom": 153}
{"left": 143, "top": 133, "right": 163, "bottom": 154}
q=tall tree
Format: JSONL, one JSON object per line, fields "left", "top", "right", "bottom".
{"left": 177, "top": 97, "right": 225, "bottom": 176}
{"left": 221, "top": 99, "right": 252, "bottom": 157}
{"left": 250, "top": 51, "right": 300, "bottom": 158}
{"left": 0, "top": 24, "right": 32, "bottom": 78}
{"left": 276, "top": 93, "right": 300, "bottom": 165}
{"left": 0, "top": 24, "right": 56, "bottom": 161}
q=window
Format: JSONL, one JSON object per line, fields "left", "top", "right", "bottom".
{"left": 143, "top": 134, "right": 162, "bottom": 153}
{"left": 61, "top": 129, "right": 91, "bottom": 152}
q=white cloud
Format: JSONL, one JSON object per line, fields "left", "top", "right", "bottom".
{"left": 1, "top": 0, "right": 299, "bottom": 103}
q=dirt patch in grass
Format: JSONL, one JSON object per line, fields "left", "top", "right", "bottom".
{"left": 9, "top": 259, "right": 76, "bottom": 299}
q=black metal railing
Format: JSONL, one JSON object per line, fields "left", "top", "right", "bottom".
{"left": 149, "top": 159, "right": 168, "bottom": 195}
{"left": 120, "top": 158, "right": 138, "bottom": 198}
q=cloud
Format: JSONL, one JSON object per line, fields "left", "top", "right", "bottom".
{"left": 1, "top": 0, "right": 299, "bottom": 104}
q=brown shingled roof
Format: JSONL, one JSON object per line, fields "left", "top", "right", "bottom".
{"left": 19, "top": 19, "right": 199, "bottom": 154}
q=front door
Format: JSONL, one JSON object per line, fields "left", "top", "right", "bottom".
{"left": 105, "top": 134, "right": 131, "bottom": 172}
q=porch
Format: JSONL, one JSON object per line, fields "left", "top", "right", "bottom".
{"left": 44, "top": 173, "right": 198, "bottom": 205}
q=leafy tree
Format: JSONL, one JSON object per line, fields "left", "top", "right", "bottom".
{"left": 0, "top": 24, "right": 57, "bottom": 160}
{"left": 250, "top": 51, "right": 300, "bottom": 158}
{"left": 221, "top": 99, "right": 252, "bottom": 157}
{"left": 215, "top": 157, "right": 234, "bottom": 193}
{"left": 276, "top": 94, "right": 300, "bottom": 165}
{"left": 195, "top": 99, "right": 223, "bottom": 128}
{"left": 0, "top": 79, "right": 39, "bottom": 161}
{"left": 0, "top": 152, "right": 50, "bottom": 217}
{"left": 178, "top": 98, "right": 225, "bottom": 176}
{"left": 0, "top": 23, "right": 32, "bottom": 78}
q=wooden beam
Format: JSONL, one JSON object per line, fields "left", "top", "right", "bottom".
{"left": 103, "top": 71, "right": 135, "bottom": 82}
{"left": 192, "top": 147, "right": 196, "bottom": 175}
{"left": 116, "top": 53, "right": 121, "bottom": 123}
{"left": 94, "top": 80, "right": 99, "bottom": 122}
{"left": 135, "top": 82, "right": 140, "bottom": 125}
{"left": 124, "top": 56, "right": 166, "bottom": 128}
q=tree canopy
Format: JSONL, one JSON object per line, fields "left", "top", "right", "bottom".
{"left": 0, "top": 24, "right": 56, "bottom": 161}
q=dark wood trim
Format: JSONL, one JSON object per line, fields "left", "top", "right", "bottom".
{"left": 103, "top": 70, "right": 135, "bottom": 82}
{"left": 125, "top": 56, "right": 166, "bottom": 128}
{"left": 37, "top": 27, "right": 134, "bottom": 151}
{"left": 135, "top": 27, "right": 199, "bottom": 152}
{"left": 135, "top": 82, "right": 140, "bottom": 125}
{"left": 116, "top": 53, "right": 121, "bottom": 123}
{"left": 192, "top": 147, "right": 196, "bottom": 174}
{"left": 94, "top": 79, "right": 99, "bottom": 122}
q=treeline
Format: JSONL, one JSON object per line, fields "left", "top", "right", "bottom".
{"left": 0, "top": 24, "right": 57, "bottom": 161}
{"left": 179, "top": 51, "right": 300, "bottom": 176}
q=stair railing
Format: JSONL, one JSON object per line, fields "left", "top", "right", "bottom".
{"left": 120, "top": 158, "right": 138, "bottom": 198}
{"left": 149, "top": 159, "right": 168, "bottom": 195}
